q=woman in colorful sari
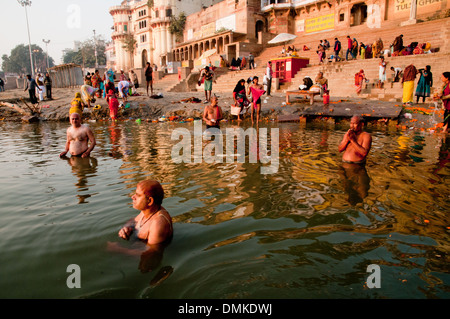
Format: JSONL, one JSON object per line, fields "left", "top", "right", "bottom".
{"left": 106, "top": 68, "right": 115, "bottom": 83}
{"left": 354, "top": 70, "right": 366, "bottom": 94}
{"left": 106, "top": 89, "right": 119, "bottom": 121}
{"left": 80, "top": 84, "right": 98, "bottom": 108}
{"left": 375, "top": 38, "right": 384, "bottom": 58}
{"left": 232, "top": 79, "right": 248, "bottom": 121}
{"left": 436, "top": 72, "right": 450, "bottom": 133}
{"left": 69, "top": 92, "right": 85, "bottom": 117}
{"left": 359, "top": 43, "right": 366, "bottom": 60}
{"left": 91, "top": 70, "right": 103, "bottom": 98}
{"left": 103, "top": 68, "right": 115, "bottom": 98}
{"left": 415, "top": 65, "right": 433, "bottom": 104}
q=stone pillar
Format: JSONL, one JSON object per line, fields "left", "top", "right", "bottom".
{"left": 154, "top": 26, "right": 162, "bottom": 66}
{"left": 410, "top": 0, "right": 417, "bottom": 21}
{"left": 166, "top": 25, "right": 173, "bottom": 57}
{"left": 401, "top": 0, "right": 417, "bottom": 25}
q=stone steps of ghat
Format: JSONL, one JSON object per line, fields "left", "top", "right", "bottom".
{"left": 253, "top": 17, "right": 449, "bottom": 67}
{"left": 160, "top": 17, "right": 450, "bottom": 100}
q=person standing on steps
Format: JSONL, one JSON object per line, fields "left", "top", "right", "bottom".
{"left": 402, "top": 64, "right": 418, "bottom": 106}
{"left": 346, "top": 36, "right": 355, "bottom": 60}
{"left": 378, "top": 57, "right": 387, "bottom": 89}
{"left": 248, "top": 53, "right": 255, "bottom": 70}
{"left": 415, "top": 65, "right": 433, "bottom": 104}
{"left": 266, "top": 61, "right": 273, "bottom": 96}
{"left": 145, "top": 62, "right": 153, "bottom": 96}
{"left": 334, "top": 37, "right": 341, "bottom": 62}
{"left": 199, "top": 66, "right": 216, "bottom": 103}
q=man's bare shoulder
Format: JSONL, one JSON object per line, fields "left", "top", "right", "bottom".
{"left": 360, "top": 131, "right": 372, "bottom": 142}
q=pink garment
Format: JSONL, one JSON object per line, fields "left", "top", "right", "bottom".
{"left": 250, "top": 87, "right": 266, "bottom": 109}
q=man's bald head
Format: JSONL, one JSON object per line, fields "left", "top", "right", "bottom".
{"left": 350, "top": 115, "right": 364, "bottom": 132}
{"left": 137, "top": 180, "right": 164, "bottom": 206}
{"left": 70, "top": 112, "right": 82, "bottom": 127}
{"left": 351, "top": 115, "right": 363, "bottom": 124}
{"left": 70, "top": 112, "right": 81, "bottom": 119}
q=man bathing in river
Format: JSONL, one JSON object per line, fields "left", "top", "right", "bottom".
{"left": 338, "top": 115, "right": 372, "bottom": 164}
{"left": 203, "top": 95, "right": 223, "bottom": 129}
{"left": 119, "top": 180, "right": 173, "bottom": 245}
{"left": 59, "top": 112, "right": 96, "bottom": 158}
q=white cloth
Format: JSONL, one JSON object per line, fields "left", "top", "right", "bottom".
{"left": 118, "top": 81, "right": 130, "bottom": 97}
{"left": 266, "top": 66, "right": 272, "bottom": 79}
{"left": 379, "top": 62, "right": 386, "bottom": 82}
{"left": 37, "top": 86, "right": 45, "bottom": 101}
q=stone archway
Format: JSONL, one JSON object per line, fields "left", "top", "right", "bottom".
{"left": 141, "top": 49, "right": 148, "bottom": 68}
{"left": 255, "top": 20, "right": 264, "bottom": 44}
{"left": 194, "top": 43, "right": 199, "bottom": 59}
{"left": 217, "top": 37, "right": 224, "bottom": 54}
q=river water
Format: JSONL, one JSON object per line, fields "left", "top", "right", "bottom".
{"left": 0, "top": 120, "right": 448, "bottom": 299}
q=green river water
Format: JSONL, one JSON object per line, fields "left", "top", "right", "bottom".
{"left": 0, "top": 120, "right": 448, "bottom": 299}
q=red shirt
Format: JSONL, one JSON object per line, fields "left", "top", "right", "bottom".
{"left": 348, "top": 38, "right": 353, "bottom": 49}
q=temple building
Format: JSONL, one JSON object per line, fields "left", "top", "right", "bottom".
{"left": 108, "top": 0, "right": 450, "bottom": 72}
{"left": 109, "top": 0, "right": 223, "bottom": 71}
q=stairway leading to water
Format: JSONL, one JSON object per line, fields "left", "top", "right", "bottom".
{"left": 155, "top": 16, "right": 450, "bottom": 102}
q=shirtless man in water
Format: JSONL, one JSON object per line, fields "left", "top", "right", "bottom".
{"left": 203, "top": 95, "right": 223, "bottom": 129}
{"left": 119, "top": 180, "right": 173, "bottom": 245}
{"left": 59, "top": 112, "right": 96, "bottom": 158}
{"left": 338, "top": 116, "right": 372, "bottom": 164}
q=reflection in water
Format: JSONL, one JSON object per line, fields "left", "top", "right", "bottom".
{"left": 434, "top": 135, "right": 450, "bottom": 177}
{"left": 108, "top": 123, "right": 124, "bottom": 159}
{"left": 62, "top": 155, "right": 98, "bottom": 204}
{"left": 0, "top": 121, "right": 449, "bottom": 298}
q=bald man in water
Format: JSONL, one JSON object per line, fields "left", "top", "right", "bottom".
{"left": 60, "top": 112, "right": 96, "bottom": 158}
{"left": 119, "top": 180, "right": 173, "bottom": 245}
{"left": 338, "top": 116, "right": 372, "bottom": 164}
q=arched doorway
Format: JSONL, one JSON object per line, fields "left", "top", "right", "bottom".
{"left": 255, "top": 20, "right": 264, "bottom": 44}
{"left": 350, "top": 2, "right": 368, "bottom": 26}
{"left": 141, "top": 49, "right": 148, "bottom": 68}
{"left": 217, "top": 37, "right": 224, "bottom": 54}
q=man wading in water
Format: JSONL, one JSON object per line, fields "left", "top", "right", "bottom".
{"left": 118, "top": 180, "right": 173, "bottom": 245}
{"left": 60, "top": 112, "right": 96, "bottom": 158}
{"left": 338, "top": 115, "right": 372, "bottom": 164}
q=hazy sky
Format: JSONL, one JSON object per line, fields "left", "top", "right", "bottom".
{"left": 1, "top": 0, "right": 115, "bottom": 67}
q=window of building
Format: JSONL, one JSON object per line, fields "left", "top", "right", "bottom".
{"left": 124, "top": 24, "right": 128, "bottom": 32}
{"left": 155, "top": 10, "right": 159, "bottom": 18}
{"left": 166, "top": 9, "right": 172, "bottom": 17}
{"left": 139, "top": 21, "right": 147, "bottom": 29}
{"left": 339, "top": 13, "right": 345, "bottom": 22}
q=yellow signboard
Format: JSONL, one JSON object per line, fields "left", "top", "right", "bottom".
{"left": 201, "top": 22, "right": 216, "bottom": 38}
{"left": 394, "top": 0, "right": 444, "bottom": 12}
{"left": 305, "top": 14, "right": 335, "bottom": 34}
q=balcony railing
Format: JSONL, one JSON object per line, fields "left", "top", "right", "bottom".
{"left": 261, "top": 0, "right": 321, "bottom": 11}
